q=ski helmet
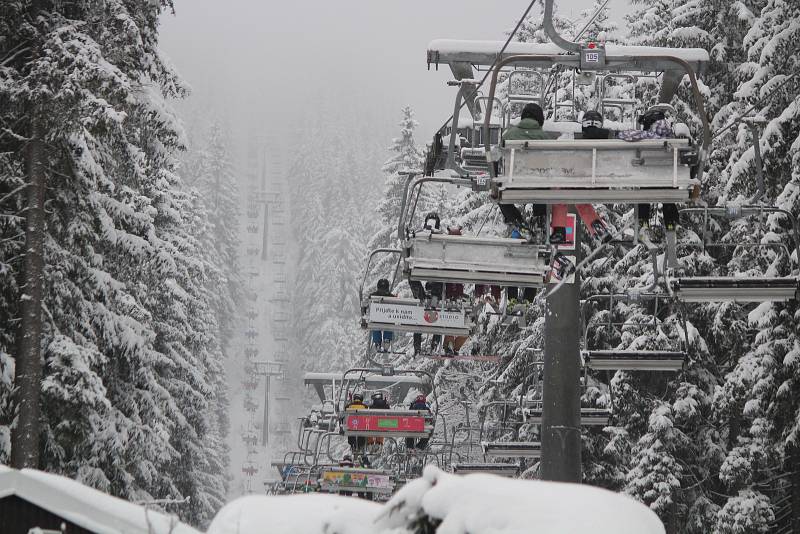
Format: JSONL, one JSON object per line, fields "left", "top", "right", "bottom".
{"left": 423, "top": 212, "right": 440, "bottom": 231}
{"left": 371, "top": 392, "right": 385, "bottom": 401}
{"left": 377, "top": 278, "right": 390, "bottom": 292}
{"left": 415, "top": 394, "right": 427, "bottom": 403}
{"left": 639, "top": 109, "right": 666, "bottom": 131}
{"left": 581, "top": 110, "right": 604, "bottom": 129}
{"left": 353, "top": 393, "right": 364, "bottom": 402}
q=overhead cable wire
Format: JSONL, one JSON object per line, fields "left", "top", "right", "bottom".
{"left": 433, "top": 0, "right": 538, "bottom": 135}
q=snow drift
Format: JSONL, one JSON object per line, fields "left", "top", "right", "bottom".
{"left": 207, "top": 493, "right": 383, "bottom": 534}
{"left": 208, "top": 466, "right": 664, "bottom": 534}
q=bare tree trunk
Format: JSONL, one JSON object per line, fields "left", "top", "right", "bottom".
{"left": 10, "top": 123, "right": 46, "bottom": 469}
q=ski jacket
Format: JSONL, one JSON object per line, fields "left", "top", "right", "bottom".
{"left": 502, "top": 118, "right": 549, "bottom": 141}
{"left": 370, "top": 399, "right": 390, "bottom": 409}
{"left": 346, "top": 400, "right": 367, "bottom": 411}
{"left": 409, "top": 401, "right": 431, "bottom": 412}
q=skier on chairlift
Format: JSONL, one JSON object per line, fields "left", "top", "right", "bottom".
{"left": 369, "top": 278, "right": 395, "bottom": 352}
{"left": 345, "top": 393, "right": 368, "bottom": 451}
{"left": 503, "top": 104, "right": 609, "bottom": 266}
{"left": 405, "top": 394, "right": 431, "bottom": 451}
{"left": 367, "top": 391, "right": 391, "bottom": 446}
{"left": 614, "top": 108, "right": 680, "bottom": 231}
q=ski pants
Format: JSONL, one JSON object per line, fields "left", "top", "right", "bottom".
{"left": 551, "top": 204, "right": 602, "bottom": 235}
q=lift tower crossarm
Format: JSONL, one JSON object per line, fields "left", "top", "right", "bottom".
{"left": 427, "top": 40, "right": 709, "bottom": 79}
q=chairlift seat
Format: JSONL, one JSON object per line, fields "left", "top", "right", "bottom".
{"left": 583, "top": 350, "right": 686, "bottom": 371}
{"left": 671, "top": 276, "right": 799, "bottom": 302}
{"left": 405, "top": 233, "right": 549, "bottom": 287}
{"left": 581, "top": 408, "right": 612, "bottom": 426}
{"left": 482, "top": 441, "right": 542, "bottom": 459}
{"left": 342, "top": 409, "right": 434, "bottom": 438}
{"left": 318, "top": 467, "right": 395, "bottom": 494}
{"left": 493, "top": 138, "right": 697, "bottom": 204}
{"left": 365, "top": 296, "right": 473, "bottom": 336}
{"left": 452, "top": 463, "right": 520, "bottom": 476}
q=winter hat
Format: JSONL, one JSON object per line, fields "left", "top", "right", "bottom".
{"left": 521, "top": 103, "right": 545, "bottom": 126}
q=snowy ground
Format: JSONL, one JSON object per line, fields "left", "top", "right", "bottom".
{"left": 208, "top": 466, "right": 665, "bottom": 534}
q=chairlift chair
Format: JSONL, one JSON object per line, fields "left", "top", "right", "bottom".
{"left": 269, "top": 290, "right": 290, "bottom": 303}
{"left": 242, "top": 460, "right": 259, "bottom": 476}
{"left": 427, "top": 38, "right": 711, "bottom": 204}
{"left": 582, "top": 350, "right": 685, "bottom": 372}
{"left": 404, "top": 230, "right": 550, "bottom": 287}
{"left": 244, "top": 397, "right": 259, "bottom": 413}
{"left": 581, "top": 292, "right": 689, "bottom": 373}
{"left": 452, "top": 463, "right": 520, "bottom": 477}
{"left": 336, "top": 367, "right": 436, "bottom": 438}
{"left": 242, "top": 430, "right": 259, "bottom": 447}
{"left": 242, "top": 377, "right": 259, "bottom": 391}
{"left": 670, "top": 206, "right": 800, "bottom": 302}
{"left": 481, "top": 441, "right": 542, "bottom": 459}
{"left": 318, "top": 467, "right": 395, "bottom": 495}
{"left": 245, "top": 327, "right": 258, "bottom": 340}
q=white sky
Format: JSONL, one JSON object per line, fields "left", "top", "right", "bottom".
{"left": 160, "top": 0, "right": 630, "bottom": 145}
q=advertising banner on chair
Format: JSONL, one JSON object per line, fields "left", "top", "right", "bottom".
{"left": 369, "top": 302, "right": 465, "bottom": 328}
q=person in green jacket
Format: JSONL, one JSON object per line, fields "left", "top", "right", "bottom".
{"left": 502, "top": 103, "right": 549, "bottom": 140}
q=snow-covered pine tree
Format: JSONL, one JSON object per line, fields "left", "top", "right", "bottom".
{"left": 0, "top": 1, "right": 230, "bottom": 526}
{"left": 191, "top": 121, "right": 241, "bottom": 347}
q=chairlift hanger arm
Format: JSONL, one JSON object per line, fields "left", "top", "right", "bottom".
{"left": 359, "top": 248, "right": 402, "bottom": 303}
{"left": 678, "top": 206, "right": 800, "bottom": 268}
{"left": 398, "top": 175, "right": 473, "bottom": 239}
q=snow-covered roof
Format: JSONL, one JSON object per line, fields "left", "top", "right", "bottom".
{"left": 375, "top": 466, "right": 666, "bottom": 534}
{"left": 0, "top": 467, "right": 201, "bottom": 534}
{"left": 207, "top": 493, "right": 382, "bottom": 534}
{"left": 428, "top": 39, "right": 709, "bottom": 75}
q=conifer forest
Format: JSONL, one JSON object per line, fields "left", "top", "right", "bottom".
{"left": 2, "top": 1, "right": 800, "bottom": 533}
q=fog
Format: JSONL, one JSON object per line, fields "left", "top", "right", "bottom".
{"left": 160, "top": 0, "right": 629, "bottom": 145}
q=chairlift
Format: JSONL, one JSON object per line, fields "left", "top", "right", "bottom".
{"left": 427, "top": 23, "right": 712, "bottom": 204}
{"left": 481, "top": 441, "right": 541, "bottom": 459}
{"left": 425, "top": 354, "right": 502, "bottom": 363}
{"left": 244, "top": 397, "right": 259, "bottom": 412}
{"left": 242, "top": 461, "right": 259, "bottom": 476}
{"left": 244, "top": 346, "right": 258, "bottom": 359}
{"left": 242, "top": 377, "right": 259, "bottom": 391}
{"left": 247, "top": 224, "right": 259, "bottom": 234}
{"left": 452, "top": 463, "right": 520, "bottom": 477}
{"left": 318, "top": 467, "right": 395, "bottom": 495}
{"left": 272, "top": 311, "right": 289, "bottom": 323}
{"left": 521, "top": 406, "right": 610, "bottom": 426}
{"left": 268, "top": 290, "right": 290, "bottom": 303}
{"left": 336, "top": 368, "right": 437, "bottom": 440}
{"left": 245, "top": 328, "right": 258, "bottom": 340}
{"left": 669, "top": 206, "right": 800, "bottom": 302}
{"left": 581, "top": 293, "right": 689, "bottom": 372}
{"left": 404, "top": 230, "right": 550, "bottom": 287}
{"left": 583, "top": 350, "right": 685, "bottom": 372}
{"left": 242, "top": 430, "right": 259, "bottom": 447}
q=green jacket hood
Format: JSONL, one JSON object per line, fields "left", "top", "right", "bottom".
{"left": 503, "top": 118, "right": 549, "bottom": 141}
